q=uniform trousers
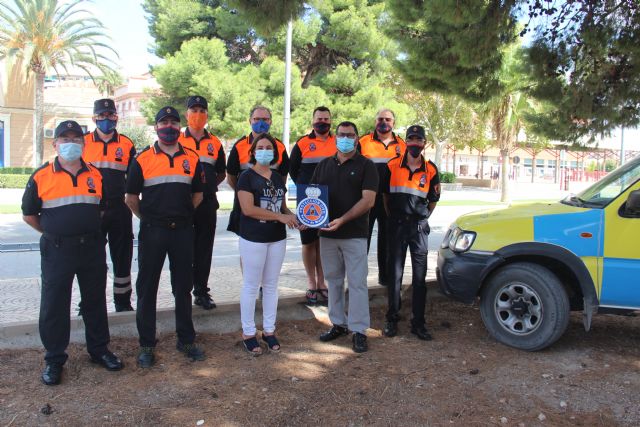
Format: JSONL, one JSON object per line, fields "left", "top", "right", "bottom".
{"left": 39, "top": 232, "right": 109, "bottom": 364}
{"left": 367, "top": 194, "right": 389, "bottom": 285}
{"left": 192, "top": 196, "right": 217, "bottom": 297}
{"left": 386, "top": 216, "right": 429, "bottom": 327}
{"left": 101, "top": 198, "right": 134, "bottom": 305}
{"left": 319, "top": 237, "right": 369, "bottom": 334}
{"left": 135, "top": 221, "right": 195, "bottom": 347}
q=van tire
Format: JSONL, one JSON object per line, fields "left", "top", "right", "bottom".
{"left": 479, "top": 262, "right": 570, "bottom": 351}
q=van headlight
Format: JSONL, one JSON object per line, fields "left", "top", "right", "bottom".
{"left": 442, "top": 225, "right": 476, "bottom": 253}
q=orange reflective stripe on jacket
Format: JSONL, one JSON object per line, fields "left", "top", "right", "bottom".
{"left": 83, "top": 132, "right": 134, "bottom": 171}
{"left": 33, "top": 161, "right": 103, "bottom": 208}
{"left": 235, "top": 135, "right": 287, "bottom": 170}
{"left": 178, "top": 130, "right": 223, "bottom": 166}
{"left": 135, "top": 143, "right": 200, "bottom": 187}
{"left": 387, "top": 155, "right": 438, "bottom": 198}
{"left": 297, "top": 134, "right": 336, "bottom": 164}
{"left": 359, "top": 132, "right": 406, "bottom": 163}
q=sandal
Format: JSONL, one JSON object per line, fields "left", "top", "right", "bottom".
{"left": 242, "top": 336, "right": 262, "bottom": 356}
{"left": 317, "top": 288, "right": 329, "bottom": 301}
{"left": 305, "top": 289, "right": 318, "bottom": 305}
{"left": 262, "top": 333, "right": 281, "bottom": 352}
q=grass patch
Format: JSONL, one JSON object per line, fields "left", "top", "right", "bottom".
{"left": 0, "top": 204, "right": 21, "bottom": 214}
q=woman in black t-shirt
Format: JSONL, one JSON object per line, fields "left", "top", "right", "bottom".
{"left": 237, "top": 133, "right": 300, "bottom": 355}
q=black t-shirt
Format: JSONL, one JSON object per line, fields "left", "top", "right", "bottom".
{"left": 237, "top": 168, "right": 287, "bottom": 243}
{"left": 310, "top": 153, "right": 378, "bottom": 239}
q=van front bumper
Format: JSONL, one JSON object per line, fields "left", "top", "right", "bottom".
{"left": 436, "top": 247, "right": 500, "bottom": 304}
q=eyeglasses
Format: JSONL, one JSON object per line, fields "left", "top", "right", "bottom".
{"left": 57, "top": 137, "right": 84, "bottom": 144}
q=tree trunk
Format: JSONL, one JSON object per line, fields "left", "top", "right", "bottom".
{"left": 35, "top": 71, "right": 45, "bottom": 166}
{"left": 476, "top": 150, "right": 481, "bottom": 178}
{"left": 500, "top": 148, "right": 510, "bottom": 202}
{"left": 452, "top": 148, "right": 457, "bottom": 176}
{"left": 434, "top": 142, "right": 444, "bottom": 168}
{"left": 531, "top": 153, "right": 536, "bottom": 183}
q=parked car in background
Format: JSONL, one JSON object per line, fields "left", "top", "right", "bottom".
{"left": 437, "top": 155, "right": 640, "bottom": 351}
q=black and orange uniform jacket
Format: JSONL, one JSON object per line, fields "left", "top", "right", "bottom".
{"left": 226, "top": 133, "right": 290, "bottom": 179}
{"left": 126, "top": 142, "right": 206, "bottom": 222}
{"left": 358, "top": 131, "right": 406, "bottom": 193}
{"left": 289, "top": 131, "right": 336, "bottom": 185}
{"left": 83, "top": 130, "right": 136, "bottom": 200}
{"left": 178, "top": 128, "right": 226, "bottom": 207}
{"left": 382, "top": 154, "right": 441, "bottom": 219}
{"left": 22, "top": 158, "right": 105, "bottom": 235}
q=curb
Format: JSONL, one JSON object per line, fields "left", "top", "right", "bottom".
{"left": 0, "top": 281, "right": 445, "bottom": 349}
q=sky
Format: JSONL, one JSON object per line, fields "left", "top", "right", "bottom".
{"left": 89, "top": 0, "right": 163, "bottom": 77}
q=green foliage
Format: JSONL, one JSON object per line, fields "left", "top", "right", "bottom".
{"left": 0, "top": 174, "right": 29, "bottom": 188}
{"left": 439, "top": 172, "right": 456, "bottom": 183}
{"left": 118, "top": 120, "right": 154, "bottom": 151}
{"left": 0, "top": 167, "right": 35, "bottom": 175}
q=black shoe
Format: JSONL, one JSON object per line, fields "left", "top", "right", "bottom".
{"left": 41, "top": 363, "right": 63, "bottom": 385}
{"left": 114, "top": 303, "right": 134, "bottom": 312}
{"left": 137, "top": 347, "right": 155, "bottom": 368}
{"left": 194, "top": 294, "right": 217, "bottom": 310}
{"left": 352, "top": 332, "right": 368, "bottom": 353}
{"left": 383, "top": 321, "right": 398, "bottom": 337}
{"left": 176, "top": 342, "right": 206, "bottom": 361}
{"left": 90, "top": 351, "right": 124, "bottom": 371}
{"left": 319, "top": 325, "right": 349, "bottom": 342}
{"left": 410, "top": 326, "right": 433, "bottom": 341}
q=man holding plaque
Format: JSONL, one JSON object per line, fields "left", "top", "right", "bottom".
{"left": 310, "top": 121, "right": 378, "bottom": 353}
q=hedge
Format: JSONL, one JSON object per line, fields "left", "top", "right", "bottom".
{"left": 0, "top": 167, "right": 35, "bottom": 175}
{"left": 0, "top": 174, "right": 30, "bottom": 188}
{"left": 440, "top": 172, "right": 456, "bottom": 183}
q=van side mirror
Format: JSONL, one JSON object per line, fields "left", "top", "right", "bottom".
{"left": 623, "top": 189, "right": 640, "bottom": 217}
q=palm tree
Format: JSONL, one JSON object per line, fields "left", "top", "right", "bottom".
{"left": 0, "top": 0, "right": 117, "bottom": 165}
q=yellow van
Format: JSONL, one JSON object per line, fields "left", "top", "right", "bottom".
{"left": 437, "top": 155, "right": 640, "bottom": 350}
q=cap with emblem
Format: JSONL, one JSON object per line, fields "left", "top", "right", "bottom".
{"left": 54, "top": 120, "right": 84, "bottom": 138}
{"left": 155, "top": 106, "right": 181, "bottom": 123}
{"left": 94, "top": 98, "right": 117, "bottom": 115}
{"left": 405, "top": 125, "right": 426, "bottom": 140}
{"left": 186, "top": 96, "right": 208, "bottom": 110}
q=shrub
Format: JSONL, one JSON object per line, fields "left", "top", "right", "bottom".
{"left": 0, "top": 174, "right": 30, "bottom": 188}
{"left": 0, "top": 167, "right": 35, "bottom": 175}
{"left": 440, "top": 172, "right": 456, "bottom": 183}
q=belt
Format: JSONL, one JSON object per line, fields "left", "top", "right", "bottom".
{"left": 43, "top": 231, "right": 102, "bottom": 246}
{"left": 142, "top": 218, "right": 192, "bottom": 229}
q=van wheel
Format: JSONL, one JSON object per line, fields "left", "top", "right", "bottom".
{"left": 479, "top": 262, "right": 570, "bottom": 351}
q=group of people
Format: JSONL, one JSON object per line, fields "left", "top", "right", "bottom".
{"left": 21, "top": 96, "right": 440, "bottom": 385}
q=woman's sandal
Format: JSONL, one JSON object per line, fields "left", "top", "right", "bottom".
{"left": 262, "top": 333, "right": 281, "bottom": 352}
{"left": 305, "top": 289, "right": 318, "bottom": 305}
{"left": 317, "top": 288, "right": 329, "bottom": 301}
{"left": 242, "top": 336, "right": 262, "bottom": 356}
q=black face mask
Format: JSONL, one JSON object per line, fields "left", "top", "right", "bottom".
{"left": 157, "top": 127, "right": 180, "bottom": 144}
{"left": 407, "top": 145, "right": 423, "bottom": 158}
{"left": 313, "top": 122, "right": 331, "bottom": 135}
{"left": 376, "top": 122, "right": 392, "bottom": 134}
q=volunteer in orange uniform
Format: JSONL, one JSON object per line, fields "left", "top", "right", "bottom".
{"left": 83, "top": 98, "right": 136, "bottom": 312}
{"left": 358, "top": 109, "right": 406, "bottom": 286}
{"left": 125, "top": 107, "right": 207, "bottom": 368}
{"left": 22, "top": 120, "right": 123, "bottom": 386}
{"left": 226, "top": 105, "right": 289, "bottom": 234}
{"left": 381, "top": 125, "right": 440, "bottom": 340}
{"left": 178, "top": 96, "right": 226, "bottom": 310}
{"left": 289, "top": 106, "right": 335, "bottom": 304}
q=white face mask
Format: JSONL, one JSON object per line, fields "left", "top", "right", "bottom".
{"left": 58, "top": 142, "right": 83, "bottom": 161}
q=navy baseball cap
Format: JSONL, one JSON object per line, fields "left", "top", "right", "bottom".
{"left": 155, "top": 106, "right": 181, "bottom": 123}
{"left": 94, "top": 99, "right": 117, "bottom": 115}
{"left": 54, "top": 120, "right": 84, "bottom": 138}
{"left": 186, "top": 96, "right": 208, "bottom": 110}
{"left": 406, "top": 125, "right": 426, "bottom": 140}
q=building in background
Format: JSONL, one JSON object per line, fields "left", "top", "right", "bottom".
{"left": 113, "top": 72, "right": 159, "bottom": 127}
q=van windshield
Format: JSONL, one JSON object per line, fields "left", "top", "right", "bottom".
{"left": 564, "top": 155, "right": 640, "bottom": 208}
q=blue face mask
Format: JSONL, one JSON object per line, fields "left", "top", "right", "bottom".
{"left": 255, "top": 149, "right": 274, "bottom": 166}
{"left": 58, "top": 143, "right": 83, "bottom": 161}
{"left": 251, "top": 120, "right": 270, "bottom": 134}
{"left": 96, "top": 118, "right": 117, "bottom": 134}
{"left": 336, "top": 137, "right": 355, "bottom": 154}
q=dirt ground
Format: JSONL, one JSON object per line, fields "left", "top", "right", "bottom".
{"left": 1, "top": 296, "right": 640, "bottom": 427}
